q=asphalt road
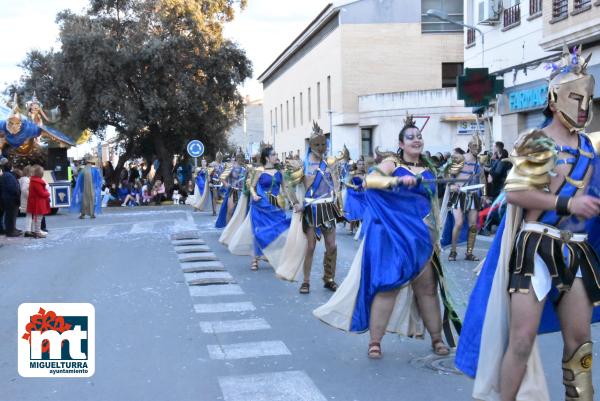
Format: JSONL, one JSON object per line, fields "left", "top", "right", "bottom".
{"left": 0, "top": 206, "right": 598, "bottom": 401}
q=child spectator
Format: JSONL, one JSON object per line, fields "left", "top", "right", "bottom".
{"left": 27, "top": 165, "right": 50, "bottom": 239}
{"left": 19, "top": 166, "right": 33, "bottom": 236}
{"left": 152, "top": 179, "right": 166, "bottom": 205}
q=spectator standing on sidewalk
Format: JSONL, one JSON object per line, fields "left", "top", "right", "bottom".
{"left": 26, "top": 165, "right": 50, "bottom": 238}
{"left": 487, "top": 141, "right": 511, "bottom": 200}
{"left": 19, "top": 166, "right": 33, "bottom": 236}
{"left": 0, "top": 160, "right": 22, "bottom": 237}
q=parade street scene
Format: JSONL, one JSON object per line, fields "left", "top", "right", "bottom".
{"left": 1, "top": 1, "right": 600, "bottom": 401}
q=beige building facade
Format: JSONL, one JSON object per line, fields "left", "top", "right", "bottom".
{"left": 258, "top": 0, "right": 464, "bottom": 159}
{"left": 226, "top": 98, "right": 264, "bottom": 157}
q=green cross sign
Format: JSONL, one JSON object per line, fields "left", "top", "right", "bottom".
{"left": 457, "top": 68, "right": 504, "bottom": 107}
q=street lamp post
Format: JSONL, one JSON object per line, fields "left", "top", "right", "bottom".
{"left": 426, "top": 9, "right": 485, "bottom": 68}
{"left": 327, "top": 109, "right": 334, "bottom": 155}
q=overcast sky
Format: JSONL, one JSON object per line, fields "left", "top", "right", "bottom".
{"left": 0, "top": 0, "right": 330, "bottom": 100}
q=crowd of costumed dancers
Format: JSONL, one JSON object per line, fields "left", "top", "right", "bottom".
{"left": 186, "top": 46, "right": 600, "bottom": 401}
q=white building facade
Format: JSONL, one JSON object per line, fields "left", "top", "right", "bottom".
{"left": 259, "top": 0, "right": 465, "bottom": 159}
{"left": 226, "top": 98, "right": 264, "bottom": 157}
{"left": 463, "top": 0, "right": 600, "bottom": 148}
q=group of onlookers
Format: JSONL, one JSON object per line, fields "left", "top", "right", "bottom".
{"left": 100, "top": 177, "right": 186, "bottom": 208}
{"left": 0, "top": 159, "right": 50, "bottom": 240}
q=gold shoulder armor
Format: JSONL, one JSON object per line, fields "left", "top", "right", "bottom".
{"left": 586, "top": 131, "right": 600, "bottom": 155}
{"left": 284, "top": 160, "right": 304, "bottom": 187}
{"left": 325, "top": 156, "right": 337, "bottom": 168}
{"left": 505, "top": 129, "right": 557, "bottom": 192}
{"left": 219, "top": 163, "right": 232, "bottom": 181}
{"left": 381, "top": 155, "right": 401, "bottom": 166}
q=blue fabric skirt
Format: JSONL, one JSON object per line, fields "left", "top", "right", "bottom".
{"left": 350, "top": 188, "right": 433, "bottom": 332}
{"left": 251, "top": 198, "right": 291, "bottom": 256}
{"left": 344, "top": 188, "right": 366, "bottom": 222}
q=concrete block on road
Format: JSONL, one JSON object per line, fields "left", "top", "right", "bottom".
{"left": 207, "top": 341, "right": 291, "bottom": 360}
{"left": 180, "top": 261, "right": 225, "bottom": 273}
{"left": 174, "top": 245, "right": 211, "bottom": 253}
{"left": 178, "top": 252, "right": 218, "bottom": 262}
{"left": 218, "top": 370, "right": 327, "bottom": 401}
{"left": 170, "top": 231, "right": 202, "bottom": 240}
{"left": 184, "top": 271, "right": 233, "bottom": 282}
{"left": 171, "top": 239, "right": 206, "bottom": 246}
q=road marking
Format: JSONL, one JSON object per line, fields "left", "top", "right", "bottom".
{"left": 171, "top": 239, "right": 206, "bottom": 246}
{"left": 199, "top": 318, "right": 271, "bottom": 334}
{"left": 82, "top": 225, "right": 113, "bottom": 238}
{"left": 175, "top": 245, "right": 211, "bottom": 253}
{"left": 207, "top": 341, "right": 291, "bottom": 360}
{"left": 129, "top": 222, "right": 156, "bottom": 234}
{"left": 180, "top": 261, "right": 226, "bottom": 273}
{"left": 193, "top": 302, "right": 256, "bottom": 314}
{"left": 178, "top": 252, "right": 218, "bottom": 262}
{"left": 218, "top": 371, "right": 327, "bottom": 401}
{"left": 188, "top": 284, "right": 244, "bottom": 297}
{"left": 49, "top": 229, "right": 73, "bottom": 241}
{"left": 184, "top": 272, "right": 233, "bottom": 282}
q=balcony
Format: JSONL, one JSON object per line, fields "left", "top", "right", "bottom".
{"left": 466, "top": 28, "right": 476, "bottom": 47}
{"left": 552, "top": 0, "right": 569, "bottom": 21}
{"left": 529, "top": 0, "right": 542, "bottom": 17}
{"left": 502, "top": 3, "right": 521, "bottom": 30}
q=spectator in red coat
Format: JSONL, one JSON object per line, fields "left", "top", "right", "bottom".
{"left": 26, "top": 165, "right": 50, "bottom": 239}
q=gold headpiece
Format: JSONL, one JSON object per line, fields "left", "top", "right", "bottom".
{"left": 403, "top": 113, "right": 416, "bottom": 128}
{"left": 310, "top": 121, "right": 325, "bottom": 140}
{"left": 215, "top": 149, "right": 224, "bottom": 162}
{"left": 468, "top": 133, "right": 483, "bottom": 155}
{"left": 336, "top": 144, "right": 350, "bottom": 162}
{"left": 545, "top": 44, "right": 594, "bottom": 133}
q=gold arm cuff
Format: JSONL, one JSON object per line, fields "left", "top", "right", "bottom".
{"left": 364, "top": 174, "right": 397, "bottom": 189}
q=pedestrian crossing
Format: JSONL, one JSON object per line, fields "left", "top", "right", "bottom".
{"left": 170, "top": 230, "right": 328, "bottom": 401}
{"left": 36, "top": 220, "right": 197, "bottom": 243}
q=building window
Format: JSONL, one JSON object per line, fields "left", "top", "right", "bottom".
{"left": 308, "top": 87, "right": 312, "bottom": 121}
{"left": 327, "top": 76, "right": 332, "bottom": 112}
{"left": 574, "top": 0, "right": 591, "bottom": 10}
{"left": 503, "top": 1, "right": 521, "bottom": 28}
{"left": 361, "top": 128, "right": 373, "bottom": 156}
{"left": 300, "top": 92, "right": 303, "bottom": 125}
{"left": 421, "top": 0, "right": 463, "bottom": 33}
{"left": 293, "top": 97, "right": 296, "bottom": 128}
{"left": 286, "top": 101, "right": 290, "bottom": 130}
{"left": 280, "top": 104, "right": 283, "bottom": 132}
{"left": 467, "top": 28, "right": 476, "bottom": 46}
{"left": 275, "top": 107, "right": 278, "bottom": 134}
{"left": 552, "top": 0, "right": 568, "bottom": 18}
{"left": 530, "top": 0, "right": 542, "bottom": 15}
{"left": 317, "top": 82, "right": 321, "bottom": 119}
{"left": 442, "top": 62, "right": 463, "bottom": 88}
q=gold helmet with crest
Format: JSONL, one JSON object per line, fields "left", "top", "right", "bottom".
{"left": 468, "top": 133, "right": 483, "bottom": 155}
{"left": 544, "top": 44, "right": 594, "bottom": 133}
{"left": 215, "top": 149, "right": 224, "bottom": 163}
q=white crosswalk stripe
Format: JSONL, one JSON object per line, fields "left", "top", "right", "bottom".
{"left": 188, "top": 284, "right": 244, "bottom": 297}
{"left": 199, "top": 318, "right": 271, "bottom": 334}
{"left": 193, "top": 302, "right": 256, "bottom": 314}
{"left": 219, "top": 371, "right": 327, "bottom": 401}
{"left": 128, "top": 222, "right": 156, "bottom": 234}
{"left": 82, "top": 225, "right": 113, "bottom": 238}
{"left": 207, "top": 341, "right": 291, "bottom": 360}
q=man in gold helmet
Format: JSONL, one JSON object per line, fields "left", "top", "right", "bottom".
{"left": 292, "top": 122, "right": 343, "bottom": 294}
{"left": 447, "top": 132, "right": 485, "bottom": 262}
{"left": 456, "top": 45, "right": 600, "bottom": 401}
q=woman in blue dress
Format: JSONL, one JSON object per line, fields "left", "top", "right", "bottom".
{"left": 314, "top": 116, "right": 460, "bottom": 359}
{"left": 248, "top": 146, "right": 291, "bottom": 270}
{"left": 343, "top": 157, "right": 367, "bottom": 235}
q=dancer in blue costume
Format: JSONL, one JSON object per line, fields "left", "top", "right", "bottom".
{"left": 455, "top": 45, "right": 600, "bottom": 401}
{"left": 248, "top": 146, "right": 291, "bottom": 270}
{"left": 209, "top": 150, "right": 225, "bottom": 216}
{"left": 294, "top": 122, "right": 344, "bottom": 294}
{"left": 186, "top": 158, "right": 210, "bottom": 211}
{"left": 71, "top": 157, "right": 103, "bottom": 219}
{"left": 447, "top": 134, "right": 486, "bottom": 262}
{"left": 215, "top": 150, "right": 246, "bottom": 228}
{"left": 343, "top": 156, "right": 367, "bottom": 235}
{"left": 314, "top": 115, "right": 461, "bottom": 359}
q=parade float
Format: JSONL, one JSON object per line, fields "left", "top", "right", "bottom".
{"left": 0, "top": 95, "right": 76, "bottom": 214}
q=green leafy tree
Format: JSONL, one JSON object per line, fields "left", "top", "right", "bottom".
{"left": 11, "top": 0, "right": 251, "bottom": 188}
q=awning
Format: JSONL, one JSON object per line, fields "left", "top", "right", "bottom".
{"left": 440, "top": 115, "right": 477, "bottom": 122}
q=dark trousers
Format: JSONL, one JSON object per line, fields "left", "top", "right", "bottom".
{"left": 2, "top": 203, "right": 18, "bottom": 233}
